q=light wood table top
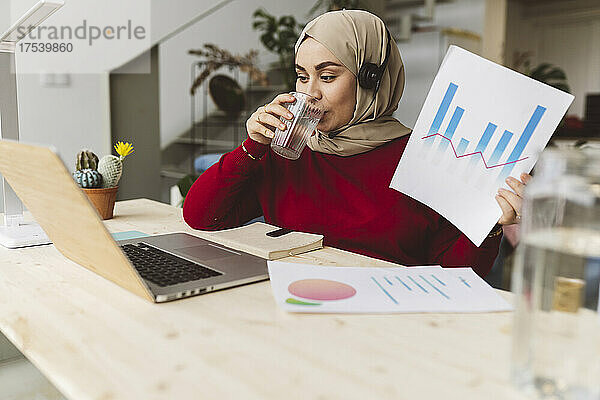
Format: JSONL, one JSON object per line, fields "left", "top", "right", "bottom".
{"left": 0, "top": 199, "right": 529, "bottom": 400}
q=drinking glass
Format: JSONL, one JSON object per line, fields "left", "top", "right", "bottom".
{"left": 511, "top": 148, "right": 600, "bottom": 400}
{"left": 270, "top": 92, "right": 323, "bottom": 160}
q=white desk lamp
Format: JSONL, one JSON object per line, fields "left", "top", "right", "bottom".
{"left": 0, "top": 0, "right": 64, "bottom": 248}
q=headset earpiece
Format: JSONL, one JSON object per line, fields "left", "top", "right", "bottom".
{"left": 358, "top": 62, "right": 380, "bottom": 90}
{"left": 357, "top": 29, "right": 392, "bottom": 91}
{"left": 328, "top": 29, "right": 393, "bottom": 139}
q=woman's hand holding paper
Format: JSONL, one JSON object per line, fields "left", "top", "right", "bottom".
{"left": 496, "top": 173, "right": 532, "bottom": 225}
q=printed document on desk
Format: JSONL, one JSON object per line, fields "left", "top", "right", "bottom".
{"left": 390, "top": 45, "right": 574, "bottom": 246}
{"left": 268, "top": 262, "right": 512, "bottom": 313}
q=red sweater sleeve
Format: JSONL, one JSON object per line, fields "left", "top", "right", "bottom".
{"left": 427, "top": 219, "right": 501, "bottom": 277}
{"left": 182, "top": 139, "right": 268, "bottom": 231}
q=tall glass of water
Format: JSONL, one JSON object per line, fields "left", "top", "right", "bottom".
{"left": 511, "top": 148, "right": 600, "bottom": 399}
{"left": 271, "top": 92, "right": 323, "bottom": 160}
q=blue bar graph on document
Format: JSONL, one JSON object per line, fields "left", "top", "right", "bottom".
{"left": 423, "top": 82, "right": 546, "bottom": 176}
{"left": 438, "top": 106, "right": 464, "bottom": 153}
{"left": 498, "top": 105, "right": 546, "bottom": 180}
{"left": 470, "top": 122, "right": 497, "bottom": 166}
{"left": 371, "top": 272, "right": 453, "bottom": 305}
{"left": 419, "top": 275, "right": 450, "bottom": 299}
{"left": 487, "top": 130, "right": 513, "bottom": 166}
{"left": 371, "top": 277, "right": 398, "bottom": 304}
{"left": 456, "top": 138, "right": 470, "bottom": 156}
{"left": 425, "top": 83, "right": 458, "bottom": 146}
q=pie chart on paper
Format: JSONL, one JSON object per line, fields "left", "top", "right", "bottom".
{"left": 288, "top": 279, "right": 357, "bottom": 301}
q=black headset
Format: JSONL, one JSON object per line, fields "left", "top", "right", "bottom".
{"left": 328, "top": 29, "right": 392, "bottom": 139}
{"left": 358, "top": 29, "right": 392, "bottom": 91}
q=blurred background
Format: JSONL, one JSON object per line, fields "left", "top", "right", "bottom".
{"left": 1, "top": 0, "right": 598, "bottom": 209}
{"left": 1, "top": 1, "right": 599, "bottom": 398}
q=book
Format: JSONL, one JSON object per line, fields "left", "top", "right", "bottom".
{"left": 201, "top": 222, "right": 324, "bottom": 260}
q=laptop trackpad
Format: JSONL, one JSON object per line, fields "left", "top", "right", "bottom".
{"left": 176, "top": 244, "right": 240, "bottom": 261}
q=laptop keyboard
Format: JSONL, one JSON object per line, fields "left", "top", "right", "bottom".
{"left": 121, "top": 243, "right": 222, "bottom": 287}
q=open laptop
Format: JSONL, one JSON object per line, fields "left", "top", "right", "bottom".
{"left": 0, "top": 139, "right": 268, "bottom": 302}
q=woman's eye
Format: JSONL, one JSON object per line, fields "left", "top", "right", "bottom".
{"left": 321, "top": 75, "right": 336, "bottom": 81}
{"left": 296, "top": 75, "right": 309, "bottom": 82}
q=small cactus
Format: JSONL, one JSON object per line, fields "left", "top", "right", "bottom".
{"left": 76, "top": 149, "right": 99, "bottom": 171}
{"left": 98, "top": 155, "right": 122, "bottom": 188}
{"left": 97, "top": 141, "right": 134, "bottom": 188}
{"left": 73, "top": 169, "right": 103, "bottom": 188}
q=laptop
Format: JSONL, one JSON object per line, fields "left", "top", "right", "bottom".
{"left": 0, "top": 139, "right": 268, "bottom": 302}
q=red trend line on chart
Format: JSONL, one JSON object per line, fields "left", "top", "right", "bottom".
{"left": 421, "top": 134, "right": 529, "bottom": 169}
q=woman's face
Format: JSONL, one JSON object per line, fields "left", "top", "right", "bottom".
{"left": 295, "top": 37, "right": 357, "bottom": 133}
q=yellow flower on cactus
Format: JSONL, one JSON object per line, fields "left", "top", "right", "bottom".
{"left": 114, "top": 141, "right": 134, "bottom": 161}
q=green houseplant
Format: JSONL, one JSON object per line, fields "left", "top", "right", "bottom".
{"left": 252, "top": 8, "right": 301, "bottom": 90}
{"left": 513, "top": 52, "right": 571, "bottom": 93}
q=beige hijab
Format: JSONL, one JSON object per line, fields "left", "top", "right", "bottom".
{"left": 296, "top": 10, "right": 411, "bottom": 156}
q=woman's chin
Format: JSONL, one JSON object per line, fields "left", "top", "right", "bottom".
{"left": 316, "top": 121, "right": 332, "bottom": 132}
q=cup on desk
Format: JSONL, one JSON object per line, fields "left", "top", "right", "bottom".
{"left": 510, "top": 148, "right": 600, "bottom": 399}
{"left": 271, "top": 92, "right": 323, "bottom": 160}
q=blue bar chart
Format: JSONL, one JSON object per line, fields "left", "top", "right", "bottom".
{"left": 425, "top": 83, "right": 458, "bottom": 146}
{"left": 391, "top": 45, "right": 574, "bottom": 246}
{"left": 422, "top": 82, "right": 547, "bottom": 179}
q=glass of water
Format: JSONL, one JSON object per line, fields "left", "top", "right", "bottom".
{"left": 511, "top": 148, "right": 600, "bottom": 399}
{"left": 270, "top": 92, "right": 323, "bottom": 160}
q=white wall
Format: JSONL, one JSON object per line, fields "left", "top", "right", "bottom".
{"left": 505, "top": 0, "right": 600, "bottom": 119}
{"left": 2, "top": 2, "right": 110, "bottom": 212}
{"left": 158, "top": 0, "right": 314, "bottom": 148}
{"left": 0, "top": 0, "right": 234, "bottom": 213}
{"left": 16, "top": 73, "right": 111, "bottom": 167}
{"left": 5, "top": 0, "right": 230, "bottom": 165}
{"left": 394, "top": 0, "right": 486, "bottom": 128}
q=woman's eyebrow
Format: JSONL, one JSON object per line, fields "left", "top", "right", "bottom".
{"left": 315, "top": 61, "right": 343, "bottom": 70}
{"left": 295, "top": 61, "right": 343, "bottom": 71}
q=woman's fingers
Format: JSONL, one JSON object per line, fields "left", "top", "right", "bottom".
{"left": 498, "top": 188, "right": 523, "bottom": 213}
{"left": 495, "top": 194, "right": 515, "bottom": 225}
{"left": 258, "top": 109, "right": 286, "bottom": 129}
{"left": 245, "top": 92, "right": 296, "bottom": 143}
{"left": 246, "top": 113, "right": 274, "bottom": 143}
{"left": 265, "top": 103, "right": 294, "bottom": 120}
{"left": 520, "top": 172, "right": 532, "bottom": 184}
{"left": 496, "top": 187, "right": 523, "bottom": 225}
{"left": 273, "top": 93, "right": 296, "bottom": 106}
{"left": 505, "top": 176, "right": 526, "bottom": 197}
{"left": 495, "top": 173, "right": 532, "bottom": 224}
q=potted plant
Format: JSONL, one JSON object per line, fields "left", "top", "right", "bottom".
{"left": 252, "top": 8, "right": 302, "bottom": 90}
{"left": 513, "top": 52, "right": 571, "bottom": 93}
{"left": 72, "top": 142, "right": 134, "bottom": 219}
{"left": 188, "top": 44, "right": 268, "bottom": 96}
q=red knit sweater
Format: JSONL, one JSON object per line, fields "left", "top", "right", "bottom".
{"left": 183, "top": 135, "right": 501, "bottom": 277}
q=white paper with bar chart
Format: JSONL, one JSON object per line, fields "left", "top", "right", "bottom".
{"left": 390, "top": 46, "right": 574, "bottom": 246}
{"left": 268, "top": 262, "right": 512, "bottom": 313}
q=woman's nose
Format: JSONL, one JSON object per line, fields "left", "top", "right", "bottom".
{"left": 305, "top": 81, "right": 322, "bottom": 100}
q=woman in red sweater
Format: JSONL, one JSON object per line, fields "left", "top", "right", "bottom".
{"left": 183, "top": 10, "right": 528, "bottom": 277}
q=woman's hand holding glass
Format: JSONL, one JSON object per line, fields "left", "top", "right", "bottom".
{"left": 245, "top": 93, "right": 296, "bottom": 145}
{"left": 496, "top": 172, "right": 532, "bottom": 225}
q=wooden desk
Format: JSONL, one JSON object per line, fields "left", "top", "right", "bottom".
{"left": 0, "top": 199, "right": 528, "bottom": 400}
